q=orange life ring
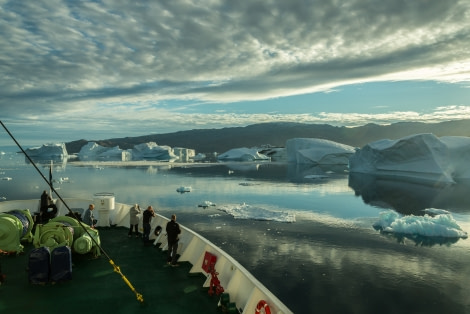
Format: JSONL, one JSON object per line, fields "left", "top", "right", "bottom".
{"left": 255, "top": 300, "right": 271, "bottom": 314}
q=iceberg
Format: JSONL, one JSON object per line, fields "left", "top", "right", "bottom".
{"left": 286, "top": 138, "right": 355, "bottom": 165}
{"left": 25, "top": 143, "right": 68, "bottom": 159}
{"left": 77, "top": 141, "right": 181, "bottom": 162}
{"left": 217, "top": 147, "right": 270, "bottom": 162}
{"left": 132, "top": 142, "right": 177, "bottom": 161}
{"left": 440, "top": 136, "right": 470, "bottom": 179}
{"left": 198, "top": 201, "right": 216, "bottom": 208}
{"left": 348, "top": 133, "right": 470, "bottom": 184}
{"left": 78, "top": 142, "right": 124, "bottom": 160}
{"left": 373, "top": 210, "right": 467, "bottom": 239}
{"left": 176, "top": 186, "right": 192, "bottom": 193}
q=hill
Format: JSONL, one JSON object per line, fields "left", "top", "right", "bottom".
{"left": 65, "top": 120, "right": 470, "bottom": 154}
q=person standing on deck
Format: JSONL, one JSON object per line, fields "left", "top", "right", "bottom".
{"left": 166, "top": 214, "right": 181, "bottom": 266}
{"left": 142, "top": 206, "right": 156, "bottom": 244}
{"left": 83, "top": 204, "right": 96, "bottom": 228}
{"left": 128, "top": 204, "right": 141, "bottom": 237}
{"left": 39, "top": 190, "right": 57, "bottom": 223}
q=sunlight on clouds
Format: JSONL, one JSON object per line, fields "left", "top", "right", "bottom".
{"left": 1, "top": 0, "right": 470, "bottom": 144}
{"left": 40, "top": 104, "right": 470, "bottom": 138}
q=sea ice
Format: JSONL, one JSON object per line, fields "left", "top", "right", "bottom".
{"left": 373, "top": 210, "right": 467, "bottom": 239}
{"left": 217, "top": 203, "right": 296, "bottom": 222}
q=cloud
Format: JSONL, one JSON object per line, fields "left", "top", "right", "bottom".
{"left": 0, "top": 0, "right": 469, "bottom": 144}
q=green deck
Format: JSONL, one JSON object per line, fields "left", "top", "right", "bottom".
{"left": 0, "top": 226, "right": 224, "bottom": 313}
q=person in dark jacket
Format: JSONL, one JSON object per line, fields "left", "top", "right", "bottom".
{"left": 166, "top": 214, "right": 181, "bottom": 266}
{"left": 142, "top": 206, "right": 156, "bottom": 244}
{"left": 39, "top": 190, "right": 57, "bottom": 223}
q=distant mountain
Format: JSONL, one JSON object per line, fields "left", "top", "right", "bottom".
{"left": 65, "top": 120, "right": 470, "bottom": 154}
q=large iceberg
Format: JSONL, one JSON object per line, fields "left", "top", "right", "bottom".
{"left": 132, "top": 142, "right": 177, "bottom": 161}
{"left": 25, "top": 143, "right": 68, "bottom": 159}
{"left": 349, "top": 133, "right": 470, "bottom": 184}
{"left": 286, "top": 138, "right": 355, "bottom": 165}
{"left": 78, "top": 142, "right": 125, "bottom": 160}
{"left": 217, "top": 147, "right": 270, "bottom": 162}
{"left": 78, "top": 141, "right": 179, "bottom": 162}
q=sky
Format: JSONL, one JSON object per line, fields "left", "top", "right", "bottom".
{"left": 1, "top": 0, "right": 470, "bottom": 146}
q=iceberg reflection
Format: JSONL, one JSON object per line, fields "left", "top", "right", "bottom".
{"left": 348, "top": 173, "right": 470, "bottom": 215}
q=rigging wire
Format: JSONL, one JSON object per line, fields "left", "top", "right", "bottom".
{"left": 0, "top": 120, "right": 144, "bottom": 303}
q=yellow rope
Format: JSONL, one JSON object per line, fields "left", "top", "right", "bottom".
{"left": 1, "top": 120, "right": 144, "bottom": 304}
{"left": 109, "top": 259, "right": 144, "bottom": 303}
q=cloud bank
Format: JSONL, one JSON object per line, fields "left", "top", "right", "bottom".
{"left": 1, "top": 0, "right": 469, "bottom": 143}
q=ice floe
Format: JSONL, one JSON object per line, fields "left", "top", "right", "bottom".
{"left": 217, "top": 203, "right": 296, "bottom": 222}
{"left": 198, "top": 201, "right": 216, "bottom": 209}
{"left": 373, "top": 210, "right": 467, "bottom": 239}
{"left": 176, "top": 186, "right": 192, "bottom": 193}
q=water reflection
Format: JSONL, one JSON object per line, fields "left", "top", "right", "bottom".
{"left": 348, "top": 173, "right": 470, "bottom": 215}
{"left": 25, "top": 156, "right": 68, "bottom": 171}
{"left": 3, "top": 150, "right": 470, "bottom": 313}
{"left": 374, "top": 230, "right": 461, "bottom": 247}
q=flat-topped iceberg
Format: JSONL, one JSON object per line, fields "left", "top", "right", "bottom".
{"left": 286, "top": 138, "right": 355, "bottom": 165}
{"left": 25, "top": 143, "right": 68, "bottom": 159}
{"left": 349, "top": 133, "right": 470, "bottom": 184}
{"left": 217, "top": 147, "right": 270, "bottom": 162}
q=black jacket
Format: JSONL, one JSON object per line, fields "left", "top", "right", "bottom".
{"left": 143, "top": 209, "right": 154, "bottom": 224}
{"left": 166, "top": 220, "right": 181, "bottom": 243}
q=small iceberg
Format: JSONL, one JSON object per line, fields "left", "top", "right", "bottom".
{"left": 58, "top": 177, "right": 70, "bottom": 183}
{"left": 373, "top": 210, "right": 468, "bottom": 239}
{"left": 1, "top": 177, "right": 12, "bottom": 181}
{"left": 198, "top": 201, "right": 216, "bottom": 209}
{"left": 176, "top": 186, "right": 192, "bottom": 193}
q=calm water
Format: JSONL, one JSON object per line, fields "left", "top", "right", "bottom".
{"left": 1, "top": 149, "right": 470, "bottom": 314}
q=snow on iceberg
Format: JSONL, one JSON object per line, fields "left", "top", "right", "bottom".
{"left": 217, "top": 147, "right": 270, "bottom": 162}
{"left": 25, "top": 143, "right": 68, "bottom": 159}
{"left": 78, "top": 141, "right": 180, "bottom": 161}
{"left": 286, "top": 138, "right": 355, "bottom": 165}
{"left": 132, "top": 142, "right": 177, "bottom": 161}
{"left": 348, "top": 133, "right": 467, "bottom": 184}
{"left": 78, "top": 142, "right": 124, "bottom": 160}
{"left": 373, "top": 210, "right": 467, "bottom": 239}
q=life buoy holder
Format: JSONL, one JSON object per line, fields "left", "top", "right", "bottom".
{"left": 255, "top": 300, "right": 271, "bottom": 314}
